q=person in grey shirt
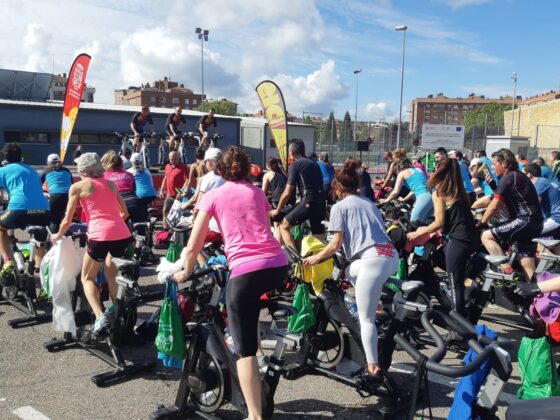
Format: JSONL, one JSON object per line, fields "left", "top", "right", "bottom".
{"left": 304, "top": 158, "right": 398, "bottom": 380}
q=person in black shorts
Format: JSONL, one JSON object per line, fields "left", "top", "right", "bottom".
{"left": 479, "top": 148, "right": 543, "bottom": 280}
{"left": 40, "top": 153, "right": 73, "bottom": 233}
{"left": 197, "top": 108, "right": 217, "bottom": 149}
{"left": 130, "top": 105, "right": 154, "bottom": 152}
{"left": 0, "top": 144, "right": 50, "bottom": 277}
{"left": 269, "top": 139, "right": 325, "bottom": 250}
{"left": 166, "top": 106, "right": 187, "bottom": 150}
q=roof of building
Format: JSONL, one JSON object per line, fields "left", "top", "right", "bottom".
{"left": 520, "top": 91, "right": 560, "bottom": 106}
{"left": 0, "top": 98, "right": 242, "bottom": 120}
{"left": 412, "top": 94, "right": 516, "bottom": 104}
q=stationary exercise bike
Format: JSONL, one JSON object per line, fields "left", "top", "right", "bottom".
{"left": 0, "top": 225, "right": 52, "bottom": 328}
{"left": 151, "top": 264, "right": 302, "bottom": 419}
{"left": 43, "top": 248, "right": 156, "bottom": 387}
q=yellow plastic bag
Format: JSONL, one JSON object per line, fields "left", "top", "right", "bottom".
{"left": 295, "top": 235, "right": 334, "bottom": 294}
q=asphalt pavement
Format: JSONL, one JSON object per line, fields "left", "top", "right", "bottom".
{"left": 0, "top": 244, "right": 538, "bottom": 420}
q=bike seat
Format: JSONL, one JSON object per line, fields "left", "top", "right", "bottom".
{"left": 271, "top": 304, "right": 297, "bottom": 321}
{"left": 186, "top": 132, "right": 199, "bottom": 137}
{"left": 112, "top": 258, "right": 140, "bottom": 271}
{"left": 147, "top": 208, "right": 157, "bottom": 215}
{"left": 26, "top": 225, "right": 47, "bottom": 235}
{"left": 484, "top": 255, "right": 509, "bottom": 265}
{"left": 133, "top": 222, "right": 149, "bottom": 229}
{"left": 401, "top": 280, "right": 423, "bottom": 293}
{"left": 533, "top": 238, "right": 560, "bottom": 249}
{"left": 173, "top": 225, "right": 190, "bottom": 232}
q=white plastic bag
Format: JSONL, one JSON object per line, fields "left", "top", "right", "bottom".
{"left": 49, "top": 237, "right": 83, "bottom": 334}
{"left": 156, "top": 247, "right": 188, "bottom": 289}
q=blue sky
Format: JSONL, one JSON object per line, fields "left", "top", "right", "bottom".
{"left": 1, "top": 0, "right": 558, "bottom": 122}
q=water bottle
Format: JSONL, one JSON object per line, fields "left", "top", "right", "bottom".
{"left": 344, "top": 294, "right": 360, "bottom": 323}
{"left": 14, "top": 252, "right": 25, "bottom": 273}
{"left": 224, "top": 328, "right": 236, "bottom": 355}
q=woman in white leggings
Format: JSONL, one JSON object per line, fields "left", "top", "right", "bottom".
{"left": 305, "top": 158, "right": 398, "bottom": 378}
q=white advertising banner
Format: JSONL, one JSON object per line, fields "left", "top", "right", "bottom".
{"left": 421, "top": 124, "right": 465, "bottom": 150}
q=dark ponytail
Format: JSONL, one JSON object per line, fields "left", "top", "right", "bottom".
{"left": 267, "top": 157, "right": 281, "bottom": 172}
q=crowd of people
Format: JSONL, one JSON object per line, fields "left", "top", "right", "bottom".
{"left": 2, "top": 137, "right": 560, "bottom": 420}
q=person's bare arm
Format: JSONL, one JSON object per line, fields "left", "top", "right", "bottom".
{"left": 408, "top": 192, "right": 444, "bottom": 240}
{"left": 262, "top": 171, "right": 272, "bottom": 195}
{"left": 304, "top": 232, "right": 343, "bottom": 266}
{"left": 381, "top": 171, "right": 405, "bottom": 203}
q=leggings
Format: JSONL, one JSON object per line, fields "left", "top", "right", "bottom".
{"left": 345, "top": 248, "right": 399, "bottom": 365}
{"left": 49, "top": 193, "right": 69, "bottom": 233}
{"left": 227, "top": 265, "right": 288, "bottom": 358}
{"left": 444, "top": 239, "right": 473, "bottom": 317}
{"left": 411, "top": 192, "right": 434, "bottom": 225}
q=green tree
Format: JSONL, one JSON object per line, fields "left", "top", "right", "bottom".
{"left": 195, "top": 99, "right": 237, "bottom": 116}
{"left": 323, "top": 112, "right": 337, "bottom": 148}
{"left": 303, "top": 115, "right": 313, "bottom": 124}
{"left": 341, "top": 111, "right": 353, "bottom": 148}
{"left": 463, "top": 102, "right": 515, "bottom": 128}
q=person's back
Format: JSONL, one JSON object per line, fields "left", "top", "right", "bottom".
{"left": 269, "top": 170, "right": 288, "bottom": 204}
{"left": 330, "top": 194, "right": 390, "bottom": 259}
{"left": 80, "top": 177, "right": 130, "bottom": 241}
{"left": 199, "top": 180, "right": 283, "bottom": 270}
{"left": 444, "top": 201, "right": 479, "bottom": 243}
{"left": 288, "top": 156, "right": 324, "bottom": 201}
{"left": 128, "top": 166, "right": 156, "bottom": 199}
{"left": 0, "top": 162, "right": 49, "bottom": 211}
{"left": 541, "top": 165, "right": 554, "bottom": 181}
{"left": 405, "top": 167, "right": 429, "bottom": 196}
{"left": 41, "top": 166, "right": 73, "bottom": 194}
{"left": 104, "top": 168, "right": 135, "bottom": 193}
{"left": 534, "top": 177, "right": 560, "bottom": 223}
{"left": 359, "top": 168, "right": 374, "bottom": 199}
{"left": 317, "top": 160, "right": 335, "bottom": 185}
{"left": 496, "top": 170, "right": 542, "bottom": 223}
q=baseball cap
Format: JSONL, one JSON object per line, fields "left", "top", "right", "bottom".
{"left": 47, "top": 153, "right": 61, "bottom": 164}
{"left": 204, "top": 147, "right": 221, "bottom": 162}
{"left": 130, "top": 152, "right": 143, "bottom": 164}
{"left": 74, "top": 152, "right": 103, "bottom": 177}
{"left": 469, "top": 158, "right": 481, "bottom": 167}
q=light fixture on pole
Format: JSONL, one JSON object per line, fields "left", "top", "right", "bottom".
{"left": 510, "top": 72, "right": 518, "bottom": 136}
{"left": 195, "top": 27, "right": 209, "bottom": 112}
{"left": 353, "top": 69, "right": 362, "bottom": 143}
{"left": 395, "top": 24, "right": 407, "bottom": 149}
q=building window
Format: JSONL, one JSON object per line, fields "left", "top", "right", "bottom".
{"left": 172, "top": 97, "right": 179, "bottom": 105}
{"left": 4, "top": 131, "right": 50, "bottom": 143}
{"left": 161, "top": 97, "right": 166, "bottom": 103}
{"left": 150, "top": 97, "right": 156, "bottom": 103}
{"left": 184, "top": 99, "right": 189, "bottom": 106}
{"left": 192, "top": 99, "right": 198, "bottom": 106}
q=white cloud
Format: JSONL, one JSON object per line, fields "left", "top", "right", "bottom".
{"left": 23, "top": 24, "right": 52, "bottom": 72}
{"left": 435, "top": 0, "right": 493, "bottom": 9}
{"left": 363, "top": 101, "right": 392, "bottom": 120}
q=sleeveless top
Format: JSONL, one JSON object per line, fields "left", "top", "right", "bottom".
{"left": 405, "top": 168, "right": 429, "bottom": 196}
{"left": 444, "top": 200, "right": 479, "bottom": 245}
{"left": 269, "top": 170, "right": 288, "bottom": 203}
{"left": 80, "top": 178, "right": 131, "bottom": 242}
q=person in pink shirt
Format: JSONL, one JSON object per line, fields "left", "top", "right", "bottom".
{"left": 174, "top": 146, "right": 288, "bottom": 420}
{"left": 101, "top": 150, "right": 144, "bottom": 223}
{"left": 412, "top": 152, "right": 428, "bottom": 178}
{"left": 51, "top": 153, "right": 131, "bottom": 338}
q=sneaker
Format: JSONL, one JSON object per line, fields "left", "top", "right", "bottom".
{"left": 92, "top": 313, "right": 111, "bottom": 339}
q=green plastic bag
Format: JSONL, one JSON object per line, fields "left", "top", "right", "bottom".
{"left": 387, "top": 258, "right": 407, "bottom": 293}
{"left": 288, "top": 283, "right": 316, "bottom": 333}
{"left": 166, "top": 242, "right": 183, "bottom": 263}
{"left": 293, "top": 224, "right": 303, "bottom": 241}
{"left": 155, "top": 280, "right": 186, "bottom": 360}
{"left": 124, "top": 244, "right": 135, "bottom": 259}
{"left": 517, "top": 336, "right": 560, "bottom": 399}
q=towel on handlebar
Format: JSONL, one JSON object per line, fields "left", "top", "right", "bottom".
{"left": 295, "top": 235, "right": 334, "bottom": 294}
{"left": 449, "top": 324, "right": 497, "bottom": 420}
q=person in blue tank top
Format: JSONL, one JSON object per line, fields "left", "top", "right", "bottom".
{"left": 380, "top": 158, "right": 434, "bottom": 225}
{"left": 127, "top": 152, "right": 156, "bottom": 214}
{"left": 40, "top": 153, "right": 73, "bottom": 233}
{"left": 524, "top": 163, "right": 560, "bottom": 243}
{"left": 0, "top": 144, "right": 50, "bottom": 279}
{"left": 469, "top": 158, "right": 494, "bottom": 209}
{"left": 317, "top": 152, "right": 335, "bottom": 203}
{"left": 448, "top": 150, "right": 476, "bottom": 203}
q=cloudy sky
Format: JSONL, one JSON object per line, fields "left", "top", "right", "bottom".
{"left": 1, "top": 0, "right": 558, "bottom": 121}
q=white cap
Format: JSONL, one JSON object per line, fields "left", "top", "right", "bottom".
{"left": 130, "top": 152, "right": 143, "bottom": 164}
{"left": 204, "top": 147, "right": 221, "bottom": 162}
{"left": 47, "top": 153, "right": 61, "bottom": 164}
{"left": 469, "top": 158, "right": 481, "bottom": 167}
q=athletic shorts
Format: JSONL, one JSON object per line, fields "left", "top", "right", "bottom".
{"left": 284, "top": 199, "right": 326, "bottom": 235}
{"left": 87, "top": 236, "right": 132, "bottom": 262}
{"left": 163, "top": 196, "right": 177, "bottom": 214}
{"left": 490, "top": 219, "right": 543, "bottom": 256}
{"left": 0, "top": 209, "right": 50, "bottom": 240}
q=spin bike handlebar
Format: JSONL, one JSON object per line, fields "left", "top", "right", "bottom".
{"left": 394, "top": 309, "right": 512, "bottom": 378}
{"left": 186, "top": 265, "right": 229, "bottom": 293}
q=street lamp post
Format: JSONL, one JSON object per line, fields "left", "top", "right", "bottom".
{"left": 510, "top": 72, "right": 518, "bottom": 136}
{"left": 195, "top": 28, "right": 209, "bottom": 112}
{"left": 353, "top": 69, "right": 362, "bottom": 143}
{"left": 395, "top": 25, "right": 407, "bottom": 149}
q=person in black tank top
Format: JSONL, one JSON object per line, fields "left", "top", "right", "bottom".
{"left": 262, "top": 157, "right": 292, "bottom": 241}
{"left": 407, "top": 158, "right": 479, "bottom": 323}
